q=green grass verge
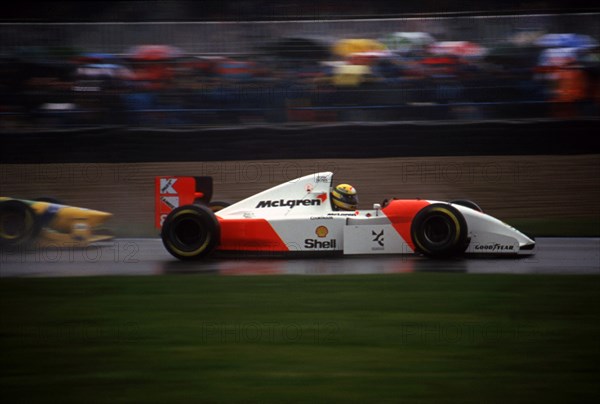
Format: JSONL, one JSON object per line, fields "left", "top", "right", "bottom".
{"left": 1, "top": 274, "right": 599, "bottom": 403}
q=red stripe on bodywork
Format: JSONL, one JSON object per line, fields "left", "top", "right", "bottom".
{"left": 217, "top": 218, "right": 289, "bottom": 252}
{"left": 382, "top": 200, "right": 430, "bottom": 251}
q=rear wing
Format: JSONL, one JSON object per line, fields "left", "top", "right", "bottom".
{"left": 154, "top": 176, "right": 213, "bottom": 228}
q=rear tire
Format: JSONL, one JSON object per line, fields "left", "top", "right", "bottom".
{"left": 0, "top": 200, "right": 41, "bottom": 247}
{"left": 208, "top": 201, "right": 230, "bottom": 213}
{"left": 411, "top": 203, "right": 469, "bottom": 258}
{"left": 193, "top": 200, "right": 230, "bottom": 213}
{"left": 161, "top": 204, "right": 220, "bottom": 260}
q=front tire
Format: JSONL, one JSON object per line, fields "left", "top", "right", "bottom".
{"left": 161, "top": 204, "right": 220, "bottom": 260}
{"left": 449, "top": 199, "right": 483, "bottom": 212}
{"left": 0, "top": 200, "right": 41, "bottom": 247}
{"left": 411, "top": 203, "right": 469, "bottom": 258}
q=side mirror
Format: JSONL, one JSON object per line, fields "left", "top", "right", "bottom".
{"left": 373, "top": 203, "right": 381, "bottom": 216}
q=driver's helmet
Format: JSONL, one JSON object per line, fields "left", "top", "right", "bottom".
{"left": 331, "top": 184, "right": 358, "bottom": 211}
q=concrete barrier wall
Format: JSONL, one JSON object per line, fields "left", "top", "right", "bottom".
{"left": 2, "top": 155, "right": 598, "bottom": 237}
{"left": 2, "top": 119, "right": 599, "bottom": 163}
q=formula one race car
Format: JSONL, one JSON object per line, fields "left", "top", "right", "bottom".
{"left": 155, "top": 172, "right": 535, "bottom": 260}
{"left": 0, "top": 197, "right": 113, "bottom": 248}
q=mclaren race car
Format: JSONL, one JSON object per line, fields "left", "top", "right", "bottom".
{"left": 156, "top": 172, "right": 535, "bottom": 260}
{"left": 0, "top": 197, "right": 113, "bottom": 248}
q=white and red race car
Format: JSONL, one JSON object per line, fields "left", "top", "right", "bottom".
{"left": 155, "top": 172, "right": 535, "bottom": 260}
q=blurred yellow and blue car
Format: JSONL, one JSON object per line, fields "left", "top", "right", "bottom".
{"left": 0, "top": 197, "right": 113, "bottom": 247}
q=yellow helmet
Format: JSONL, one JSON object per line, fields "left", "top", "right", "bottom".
{"left": 331, "top": 184, "right": 358, "bottom": 211}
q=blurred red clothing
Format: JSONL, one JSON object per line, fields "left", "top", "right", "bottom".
{"left": 552, "top": 66, "right": 586, "bottom": 103}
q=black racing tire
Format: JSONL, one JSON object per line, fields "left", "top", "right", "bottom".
{"left": 411, "top": 203, "right": 469, "bottom": 258}
{"left": 161, "top": 204, "right": 220, "bottom": 260}
{"left": 193, "top": 200, "right": 230, "bottom": 213}
{"left": 0, "top": 200, "right": 41, "bottom": 247}
{"left": 449, "top": 199, "right": 483, "bottom": 213}
{"left": 208, "top": 201, "right": 230, "bottom": 213}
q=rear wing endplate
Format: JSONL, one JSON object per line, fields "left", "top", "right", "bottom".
{"left": 154, "top": 176, "right": 213, "bottom": 228}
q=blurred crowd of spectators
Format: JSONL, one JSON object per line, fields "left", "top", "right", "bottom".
{"left": 1, "top": 33, "right": 599, "bottom": 129}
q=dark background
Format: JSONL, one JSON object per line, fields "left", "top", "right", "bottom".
{"left": 2, "top": 120, "right": 599, "bottom": 163}
{"left": 3, "top": 0, "right": 599, "bottom": 22}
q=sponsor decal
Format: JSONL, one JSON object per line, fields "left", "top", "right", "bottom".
{"left": 317, "top": 193, "right": 328, "bottom": 203}
{"left": 160, "top": 178, "right": 177, "bottom": 194}
{"left": 256, "top": 199, "right": 322, "bottom": 209}
{"left": 38, "top": 203, "right": 61, "bottom": 227}
{"left": 315, "top": 226, "right": 329, "bottom": 238}
{"left": 305, "top": 239, "right": 337, "bottom": 249}
{"left": 315, "top": 175, "right": 329, "bottom": 183}
{"left": 310, "top": 216, "right": 333, "bottom": 220}
{"left": 474, "top": 243, "right": 515, "bottom": 252}
{"left": 372, "top": 229, "right": 385, "bottom": 251}
{"left": 327, "top": 212, "right": 357, "bottom": 217}
{"left": 161, "top": 196, "right": 179, "bottom": 210}
{"left": 305, "top": 184, "right": 314, "bottom": 192}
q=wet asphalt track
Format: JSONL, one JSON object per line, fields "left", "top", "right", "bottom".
{"left": 0, "top": 238, "right": 598, "bottom": 277}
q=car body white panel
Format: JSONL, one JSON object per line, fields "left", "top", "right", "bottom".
{"left": 453, "top": 206, "right": 535, "bottom": 254}
{"left": 344, "top": 222, "right": 413, "bottom": 255}
{"left": 213, "top": 172, "right": 535, "bottom": 256}
{"left": 217, "top": 172, "right": 334, "bottom": 219}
